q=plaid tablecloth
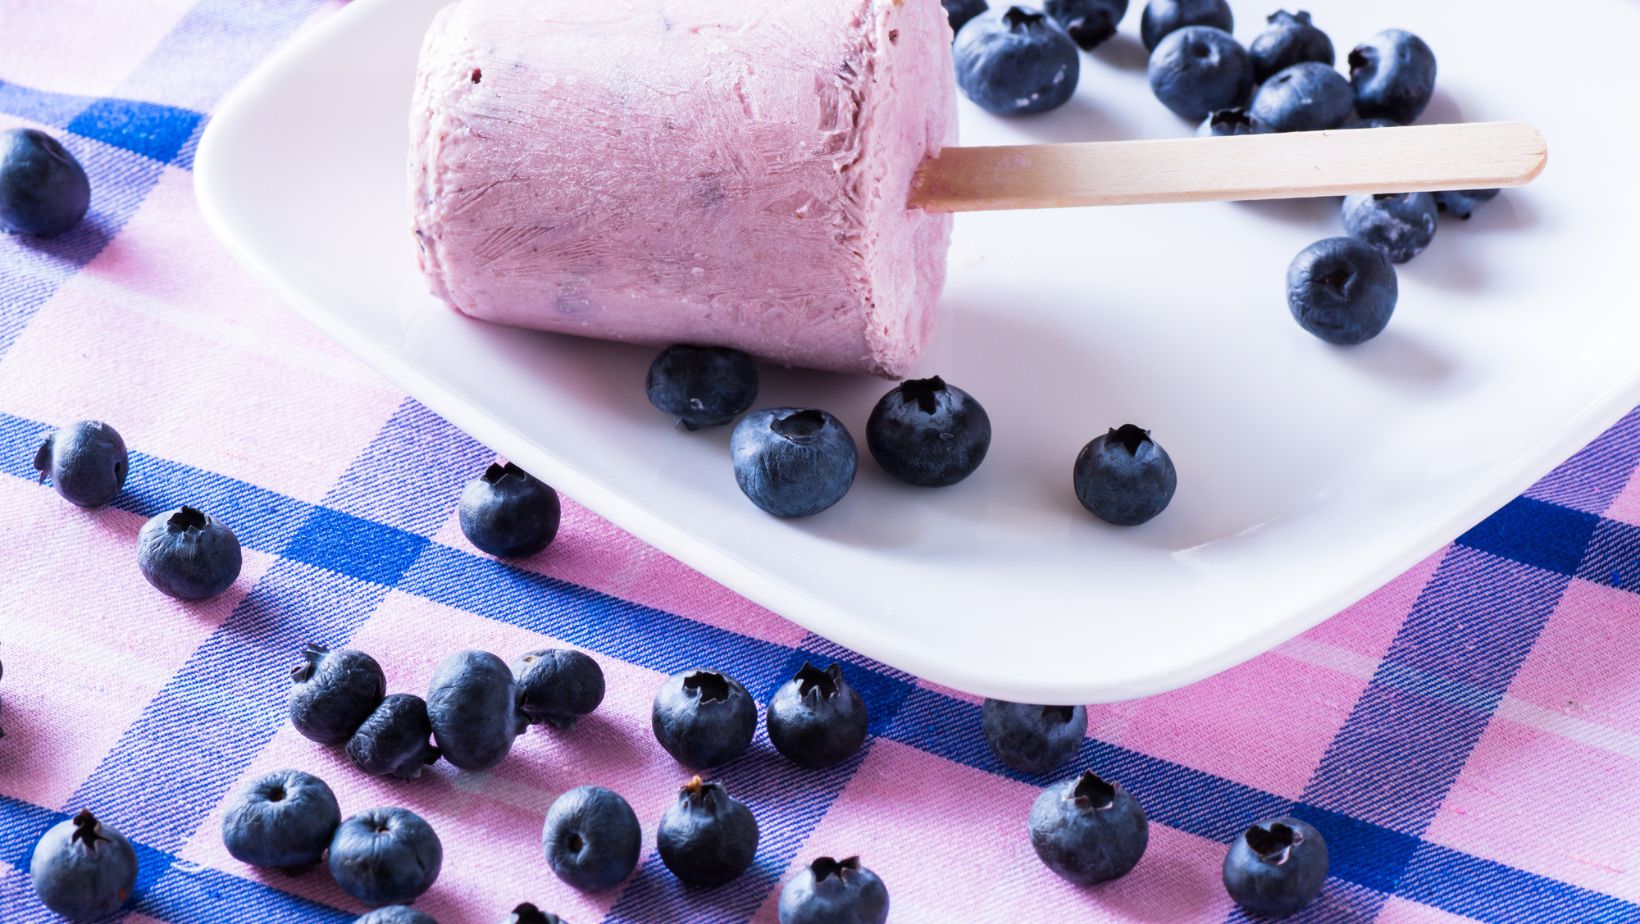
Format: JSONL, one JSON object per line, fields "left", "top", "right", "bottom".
{"left": 3, "top": 2, "right": 1640, "bottom": 922}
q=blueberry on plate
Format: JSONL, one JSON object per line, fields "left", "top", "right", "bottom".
{"left": 1043, "top": 0, "right": 1128, "bottom": 50}
{"left": 779, "top": 856, "right": 890, "bottom": 924}
{"left": 0, "top": 128, "right": 90, "bottom": 237}
{"left": 427, "top": 650, "right": 526, "bottom": 772}
{"left": 767, "top": 662, "right": 869, "bottom": 769}
{"left": 943, "top": 0, "right": 989, "bottom": 37}
{"left": 1342, "top": 192, "right": 1438, "bottom": 264}
{"left": 542, "top": 785, "right": 642, "bottom": 892}
{"left": 459, "top": 462, "right": 561, "bottom": 559}
{"left": 866, "top": 376, "right": 991, "bottom": 487}
{"left": 1349, "top": 29, "right": 1436, "bottom": 124}
{"left": 357, "top": 907, "right": 439, "bottom": 924}
{"left": 30, "top": 810, "right": 138, "bottom": 922}
{"left": 1074, "top": 425, "right": 1177, "bottom": 526}
{"left": 347, "top": 693, "right": 442, "bottom": 780}
{"left": 329, "top": 807, "right": 443, "bottom": 906}
{"left": 500, "top": 903, "right": 565, "bottom": 924}
{"left": 953, "top": 7, "right": 1081, "bottom": 116}
{"left": 1248, "top": 10, "right": 1334, "bottom": 83}
{"left": 731, "top": 408, "right": 858, "bottom": 518}
{"left": 221, "top": 769, "right": 341, "bottom": 868}
{"left": 657, "top": 777, "right": 760, "bottom": 888}
{"left": 1223, "top": 817, "right": 1329, "bottom": 917}
{"left": 33, "top": 420, "right": 127, "bottom": 508}
{"left": 1198, "top": 107, "right": 1260, "bottom": 137}
{"left": 1434, "top": 188, "right": 1501, "bottom": 221}
{"left": 982, "top": 699, "right": 1088, "bottom": 775}
{"left": 652, "top": 669, "right": 757, "bottom": 769}
{"left": 514, "top": 649, "right": 605, "bottom": 730}
{"left": 288, "top": 643, "right": 387, "bottom": 746}
{"left": 1249, "top": 62, "right": 1354, "bottom": 133}
{"left": 646, "top": 345, "right": 758, "bottom": 430}
{"left": 1029, "top": 771, "right": 1149, "bottom": 885}
{"left": 1286, "top": 237, "right": 1398, "bottom": 346}
{"left": 136, "top": 506, "right": 243, "bottom": 601}
{"left": 1139, "top": 0, "right": 1231, "bottom": 50}
{"left": 1148, "top": 26, "right": 1252, "bottom": 122}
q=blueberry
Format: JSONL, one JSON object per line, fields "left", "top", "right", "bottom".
{"left": 1349, "top": 29, "right": 1436, "bottom": 124}
{"left": 329, "top": 807, "right": 443, "bottom": 906}
{"left": 514, "top": 649, "right": 606, "bottom": 730}
{"left": 1248, "top": 10, "right": 1334, "bottom": 83}
{"left": 500, "top": 904, "right": 565, "bottom": 924}
{"left": 731, "top": 409, "right": 858, "bottom": 518}
{"left": 136, "top": 506, "right": 243, "bottom": 601}
{"left": 1286, "top": 237, "right": 1398, "bottom": 345}
{"left": 29, "top": 810, "right": 138, "bottom": 921}
{"left": 0, "top": 128, "right": 90, "bottom": 237}
{"left": 657, "top": 777, "right": 760, "bottom": 888}
{"left": 459, "top": 462, "right": 561, "bottom": 559}
{"left": 1342, "top": 192, "right": 1438, "bottom": 264}
{"left": 357, "top": 907, "right": 438, "bottom": 924}
{"left": 1043, "top": 0, "right": 1128, "bottom": 50}
{"left": 1139, "top": 0, "right": 1231, "bottom": 50}
{"left": 33, "top": 420, "right": 127, "bottom": 507}
{"left": 427, "top": 650, "right": 525, "bottom": 772}
{"left": 288, "top": 643, "right": 387, "bottom": 746}
{"left": 221, "top": 769, "right": 341, "bottom": 868}
{"left": 652, "top": 669, "right": 757, "bottom": 768}
{"left": 1199, "top": 107, "right": 1260, "bottom": 136}
{"left": 943, "top": 0, "right": 989, "bottom": 36}
{"left": 953, "top": 7, "right": 1081, "bottom": 117}
{"left": 866, "top": 376, "right": 991, "bottom": 488}
{"left": 1073, "top": 425, "right": 1177, "bottom": 526}
{"left": 766, "top": 662, "right": 869, "bottom": 769}
{"left": 542, "top": 785, "right": 642, "bottom": 892}
{"left": 779, "top": 856, "right": 890, "bottom": 924}
{"left": 1148, "top": 27, "right": 1252, "bottom": 122}
{"left": 1434, "top": 188, "right": 1501, "bottom": 221}
{"left": 982, "top": 700, "right": 1088, "bottom": 775}
{"left": 1223, "top": 817, "right": 1329, "bottom": 917}
{"left": 646, "top": 345, "right": 758, "bottom": 430}
{"left": 1249, "top": 62, "right": 1353, "bottom": 133}
{"left": 1028, "top": 771, "right": 1149, "bottom": 885}
{"left": 347, "top": 693, "right": 441, "bottom": 780}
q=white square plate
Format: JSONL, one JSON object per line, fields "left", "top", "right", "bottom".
{"left": 196, "top": 0, "right": 1640, "bottom": 703}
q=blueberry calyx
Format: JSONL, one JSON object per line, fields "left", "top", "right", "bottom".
{"left": 1346, "top": 48, "right": 1370, "bottom": 76}
{"left": 1041, "top": 704, "right": 1077, "bottom": 723}
{"left": 32, "top": 436, "right": 51, "bottom": 483}
{"left": 70, "top": 810, "right": 109, "bottom": 849}
{"left": 1002, "top": 6, "right": 1047, "bottom": 30}
{"left": 512, "top": 903, "right": 552, "bottom": 924}
{"left": 1244, "top": 822, "right": 1301, "bottom": 864}
{"left": 898, "top": 376, "right": 948, "bottom": 415}
{"left": 1319, "top": 268, "right": 1353, "bottom": 294}
{"left": 290, "top": 643, "right": 327, "bottom": 683}
{"left": 1108, "top": 425, "right": 1152, "bottom": 455}
{"left": 1070, "top": 771, "right": 1118, "bottom": 810}
{"left": 481, "top": 461, "right": 526, "bottom": 485}
{"left": 792, "top": 662, "right": 843, "bottom": 700}
{"left": 679, "top": 775, "right": 723, "bottom": 808}
{"left": 810, "top": 855, "right": 864, "bottom": 882}
{"left": 168, "top": 507, "right": 209, "bottom": 532}
{"left": 1208, "top": 109, "right": 1255, "bottom": 133}
{"left": 772, "top": 410, "right": 827, "bottom": 445}
{"left": 682, "top": 670, "right": 731, "bottom": 703}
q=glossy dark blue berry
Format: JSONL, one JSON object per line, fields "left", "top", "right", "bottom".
{"left": 1249, "top": 62, "right": 1353, "bottom": 133}
{"left": 779, "top": 856, "right": 890, "bottom": 924}
{"left": 1434, "top": 188, "right": 1500, "bottom": 220}
{"left": 1286, "top": 237, "right": 1398, "bottom": 345}
{"left": 347, "top": 693, "right": 441, "bottom": 780}
{"left": 1248, "top": 10, "right": 1334, "bottom": 83}
{"left": 1199, "top": 107, "right": 1260, "bottom": 136}
{"left": 357, "top": 907, "right": 438, "bottom": 924}
{"left": 731, "top": 409, "right": 858, "bottom": 518}
{"left": 221, "top": 769, "right": 341, "bottom": 869}
{"left": 1139, "top": 0, "right": 1231, "bottom": 50}
{"left": 136, "top": 506, "right": 243, "bottom": 601}
{"left": 1349, "top": 30, "right": 1436, "bottom": 124}
{"left": 500, "top": 903, "right": 564, "bottom": 924}
{"left": 1223, "top": 817, "right": 1329, "bottom": 917}
{"left": 1148, "top": 27, "right": 1252, "bottom": 121}
{"left": 1043, "top": 0, "right": 1128, "bottom": 50}
{"left": 329, "top": 807, "right": 442, "bottom": 906}
{"left": 33, "top": 420, "right": 127, "bottom": 507}
{"left": 652, "top": 669, "right": 757, "bottom": 769}
{"left": 657, "top": 777, "right": 759, "bottom": 888}
{"left": 459, "top": 462, "right": 561, "bottom": 559}
{"left": 542, "top": 785, "right": 642, "bottom": 892}
{"left": 982, "top": 700, "right": 1088, "bottom": 774}
{"left": 1029, "top": 771, "right": 1149, "bottom": 884}
{"left": 766, "top": 663, "right": 869, "bottom": 769}
{"left": 1074, "top": 425, "right": 1177, "bottom": 526}
{"left": 427, "top": 650, "right": 525, "bottom": 772}
{"left": 514, "top": 649, "right": 605, "bottom": 729}
{"left": 0, "top": 128, "right": 90, "bottom": 237}
{"left": 30, "top": 810, "right": 138, "bottom": 921}
{"left": 943, "top": 0, "right": 989, "bottom": 36}
{"left": 1342, "top": 192, "right": 1438, "bottom": 264}
{"left": 646, "top": 345, "right": 758, "bottom": 430}
{"left": 953, "top": 7, "right": 1080, "bottom": 116}
{"left": 289, "top": 643, "right": 387, "bottom": 746}
{"left": 866, "top": 376, "right": 990, "bottom": 488}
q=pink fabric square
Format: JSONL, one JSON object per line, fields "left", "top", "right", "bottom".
{"left": 1299, "top": 549, "right": 1444, "bottom": 662}
{"left": 1377, "top": 896, "right": 1479, "bottom": 924}
{"left": 1505, "top": 578, "right": 1640, "bottom": 737}
{"left": 1597, "top": 469, "right": 1640, "bottom": 527}
{"left": 0, "top": 0, "right": 190, "bottom": 96}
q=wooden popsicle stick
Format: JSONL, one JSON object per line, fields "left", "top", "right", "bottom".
{"left": 910, "top": 121, "right": 1547, "bottom": 213}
